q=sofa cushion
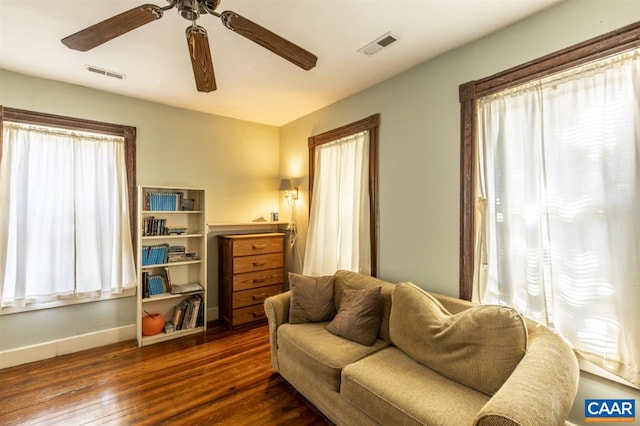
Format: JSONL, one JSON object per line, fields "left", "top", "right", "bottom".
{"left": 288, "top": 273, "right": 336, "bottom": 324}
{"left": 341, "top": 347, "right": 489, "bottom": 426}
{"left": 389, "top": 282, "right": 528, "bottom": 396}
{"left": 326, "top": 287, "right": 382, "bottom": 346}
{"left": 333, "top": 270, "right": 395, "bottom": 343}
{"left": 277, "top": 322, "right": 389, "bottom": 391}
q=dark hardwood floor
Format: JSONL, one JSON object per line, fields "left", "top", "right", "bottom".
{"left": 0, "top": 322, "right": 331, "bottom": 426}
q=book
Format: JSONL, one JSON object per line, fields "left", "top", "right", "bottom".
{"left": 171, "top": 282, "right": 203, "bottom": 294}
{"left": 142, "top": 243, "right": 169, "bottom": 266}
{"left": 147, "top": 274, "right": 167, "bottom": 296}
{"left": 145, "top": 191, "right": 184, "bottom": 211}
{"left": 166, "top": 225, "right": 187, "bottom": 235}
{"left": 142, "top": 271, "right": 149, "bottom": 298}
{"left": 163, "top": 267, "right": 172, "bottom": 293}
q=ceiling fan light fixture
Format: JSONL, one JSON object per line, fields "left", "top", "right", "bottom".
{"left": 178, "top": 0, "right": 199, "bottom": 20}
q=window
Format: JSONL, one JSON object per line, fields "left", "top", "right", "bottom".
{"left": 0, "top": 107, "right": 137, "bottom": 310}
{"left": 304, "top": 114, "right": 379, "bottom": 276}
{"left": 459, "top": 23, "right": 640, "bottom": 388}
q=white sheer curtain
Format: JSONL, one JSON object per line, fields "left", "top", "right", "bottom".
{"left": 303, "top": 131, "right": 371, "bottom": 276}
{"left": 0, "top": 122, "right": 137, "bottom": 308}
{"left": 475, "top": 51, "right": 640, "bottom": 387}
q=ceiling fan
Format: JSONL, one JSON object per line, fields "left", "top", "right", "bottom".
{"left": 61, "top": 0, "right": 318, "bottom": 92}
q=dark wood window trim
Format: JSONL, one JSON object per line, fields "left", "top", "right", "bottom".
{"left": 0, "top": 106, "right": 137, "bottom": 247}
{"left": 308, "top": 113, "right": 380, "bottom": 276}
{"left": 458, "top": 21, "right": 640, "bottom": 301}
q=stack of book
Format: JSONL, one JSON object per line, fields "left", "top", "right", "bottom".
{"left": 166, "top": 225, "right": 188, "bottom": 235}
{"left": 142, "top": 244, "right": 169, "bottom": 266}
{"left": 167, "top": 246, "right": 186, "bottom": 262}
{"left": 142, "top": 217, "right": 167, "bottom": 236}
{"left": 141, "top": 271, "right": 170, "bottom": 298}
{"left": 171, "top": 295, "right": 204, "bottom": 330}
{"left": 170, "top": 282, "right": 203, "bottom": 294}
{"left": 144, "top": 191, "right": 184, "bottom": 211}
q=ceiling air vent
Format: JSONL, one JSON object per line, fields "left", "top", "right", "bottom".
{"left": 85, "top": 65, "right": 126, "bottom": 80}
{"left": 357, "top": 32, "right": 399, "bottom": 56}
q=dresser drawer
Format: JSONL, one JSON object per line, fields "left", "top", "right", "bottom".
{"left": 232, "top": 304, "right": 267, "bottom": 326}
{"left": 233, "top": 253, "right": 283, "bottom": 274}
{"left": 232, "top": 236, "right": 283, "bottom": 257}
{"left": 232, "top": 284, "right": 283, "bottom": 309}
{"left": 233, "top": 269, "right": 283, "bottom": 292}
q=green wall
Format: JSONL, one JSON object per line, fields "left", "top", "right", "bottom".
{"left": 279, "top": 1, "right": 640, "bottom": 424}
{"left": 0, "top": 69, "right": 280, "bottom": 350}
{"left": 281, "top": 0, "right": 640, "bottom": 292}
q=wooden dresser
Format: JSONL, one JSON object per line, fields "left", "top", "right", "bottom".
{"left": 218, "top": 233, "right": 285, "bottom": 329}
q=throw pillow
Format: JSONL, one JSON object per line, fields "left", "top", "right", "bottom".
{"left": 288, "top": 272, "right": 336, "bottom": 324}
{"left": 326, "top": 286, "right": 382, "bottom": 346}
{"left": 389, "top": 282, "right": 527, "bottom": 396}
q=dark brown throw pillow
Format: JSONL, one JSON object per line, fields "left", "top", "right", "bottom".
{"left": 288, "top": 272, "right": 336, "bottom": 324}
{"left": 326, "top": 286, "right": 382, "bottom": 346}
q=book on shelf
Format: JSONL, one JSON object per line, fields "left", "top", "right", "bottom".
{"left": 146, "top": 274, "right": 167, "bottom": 296}
{"left": 185, "top": 252, "right": 201, "bottom": 261}
{"left": 144, "top": 191, "right": 184, "bottom": 211}
{"left": 167, "top": 245, "right": 186, "bottom": 263}
{"left": 142, "top": 243, "right": 169, "bottom": 266}
{"left": 171, "top": 295, "right": 204, "bottom": 331}
{"left": 171, "top": 282, "right": 203, "bottom": 294}
{"left": 165, "top": 225, "right": 188, "bottom": 235}
{"left": 142, "top": 217, "right": 167, "bottom": 236}
{"left": 142, "top": 271, "right": 149, "bottom": 298}
{"left": 163, "top": 266, "right": 172, "bottom": 293}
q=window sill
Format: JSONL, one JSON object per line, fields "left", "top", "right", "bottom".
{"left": 0, "top": 288, "right": 137, "bottom": 316}
{"left": 578, "top": 356, "right": 639, "bottom": 390}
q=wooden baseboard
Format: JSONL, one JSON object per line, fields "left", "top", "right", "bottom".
{"left": 0, "top": 325, "right": 136, "bottom": 370}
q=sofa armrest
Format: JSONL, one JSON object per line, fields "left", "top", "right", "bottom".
{"left": 474, "top": 321, "right": 579, "bottom": 426}
{"left": 263, "top": 291, "right": 291, "bottom": 372}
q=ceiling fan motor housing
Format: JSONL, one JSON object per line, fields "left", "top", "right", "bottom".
{"left": 178, "top": 0, "right": 199, "bottom": 20}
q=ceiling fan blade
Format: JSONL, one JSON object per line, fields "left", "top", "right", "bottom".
{"left": 220, "top": 11, "right": 317, "bottom": 71}
{"left": 61, "top": 4, "right": 164, "bottom": 52}
{"left": 186, "top": 26, "right": 217, "bottom": 92}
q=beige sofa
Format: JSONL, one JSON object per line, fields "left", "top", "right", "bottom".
{"left": 263, "top": 270, "right": 579, "bottom": 426}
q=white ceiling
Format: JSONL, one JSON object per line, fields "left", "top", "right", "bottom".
{"left": 0, "top": 0, "right": 561, "bottom": 126}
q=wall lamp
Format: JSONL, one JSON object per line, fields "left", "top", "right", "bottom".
{"left": 279, "top": 178, "right": 299, "bottom": 206}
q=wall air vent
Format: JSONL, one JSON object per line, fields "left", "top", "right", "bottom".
{"left": 85, "top": 65, "right": 126, "bottom": 80}
{"left": 357, "top": 32, "right": 399, "bottom": 56}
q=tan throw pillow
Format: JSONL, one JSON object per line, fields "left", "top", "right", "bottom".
{"left": 389, "top": 282, "right": 527, "bottom": 396}
{"left": 288, "top": 273, "right": 336, "bottom": 324}
{"left": 326, "top": 287, "right": 382, "bottom": 346}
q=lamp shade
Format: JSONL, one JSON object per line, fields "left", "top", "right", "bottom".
{"left": 279, "top": 178, "right": 296, "bottom": 191}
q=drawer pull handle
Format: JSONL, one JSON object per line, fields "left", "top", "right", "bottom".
{"left": 252, "top": 294, "right": 268, "bottom": 300}
{"left": 252, "top": 261, "right": 267, "bottom": 266}
{"left": 251, "top": 311, "right": 265, "bottom": 317}
{"left": 252, "top": 277, "right": 266, "bottom": 283}
{"left": 252, "top": 244, "right": 267, "bottom": 250}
